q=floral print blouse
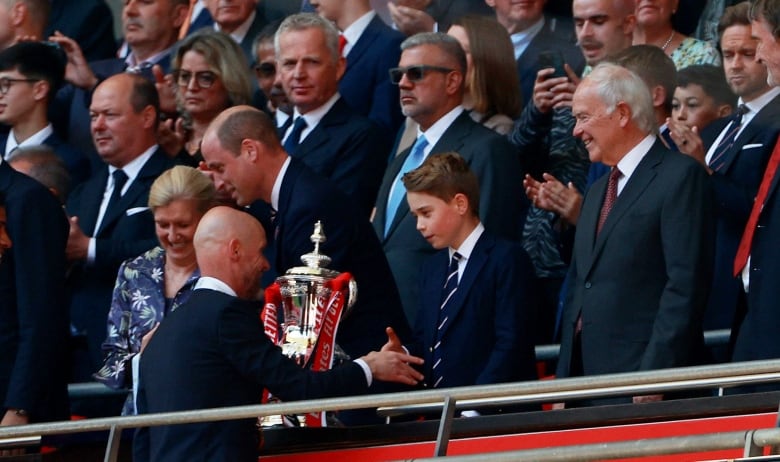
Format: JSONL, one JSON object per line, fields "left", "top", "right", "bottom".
{"left": 671, "top": 37, "right": 722, "bottom": 70}
{"left": 93, "top": 246, "right": 199, "bottom": 414}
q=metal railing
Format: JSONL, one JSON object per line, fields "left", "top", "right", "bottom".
{"left": 1, "top": 358, "right": 779, "bottom": 461}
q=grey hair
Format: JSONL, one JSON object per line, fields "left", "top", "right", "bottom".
{"left": 586, "top": 62, "right": 657, "bottom": 133}
{"left": 274, "top": 13, "right": 340, "bottom": 62}
{"left": 400, "top": 32, "right": 468, "bottom": 75}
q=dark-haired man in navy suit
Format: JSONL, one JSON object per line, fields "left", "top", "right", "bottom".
{"left": 206, "top": 0, "right": 268, "bottom": 62}
{"left": 275, "top": 13, "right": 388, "bottom": 217}
{"left": 312, "top": 0, "right": 405, "bottom": 133}
{"left": 65, "top": 74, "right": 176, "bottom": 383}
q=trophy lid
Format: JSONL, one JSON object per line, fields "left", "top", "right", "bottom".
{"left": 278, "top": 221, "right": 340, "bottom": 281}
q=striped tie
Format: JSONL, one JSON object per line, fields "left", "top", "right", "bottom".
{"left": 431, "top": 252, "right": 461, "bottom": 388}
{"left": 709, "top": 104, "right": 748, "bottom": 171}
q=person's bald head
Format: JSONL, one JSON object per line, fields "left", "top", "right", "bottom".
{"left": 194, "top": 206, "right": 270, "bottom": 299}
{"left": 201, "top": 105, "right": 286, "bottom": 206}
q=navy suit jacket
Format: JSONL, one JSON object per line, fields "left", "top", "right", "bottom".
{"left": 134, "top": 289, "right": 368, "bottom": 462}
{"left": 0, "top": 161, "right": 70, "bottom": 422}
{"left": 293, "top": 97, "right": 388, "bottom": 217}
{"left": 557, "top": 143, "right": 714, "bottom": 381}
{"left": 339, "top": 15, "right": 404, "bottom": 133}
{"left": 517, "top": 18, "right": 584, "bottom": 110}
{"left": 238, "top": 12, "right": 268, "bottom": 64}
{"left": 411, "top": 232, "right": 536, "bottom": 389}
{"left": 699, "top": 94, "right": 780, "bottom": 330}
{"left": 66, "top": 148, "right": 175, "bottom": 373}
{"left": 268, "top": 159, "right": 411, "bottom": 359}
{"left": 0, "top": 131, "right": 90, "bottom": 187}
{"left": 46, "top": 0, "right": 117, "bottom": 62}
{"left": 372, "top": 111, "right": 526, "bottom": 324}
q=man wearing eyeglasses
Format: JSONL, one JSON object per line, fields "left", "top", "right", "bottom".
{"left": 65, "top": 73, "right": 175, "bottom": 394}
{"left": 372, "top": 32, "right": 525, "bottom": 325}
{"left": 275, "top": 13, "right": 388, "bottom": 218}
{"left": 0, "top": 42, "right": 88, "bottom": 186}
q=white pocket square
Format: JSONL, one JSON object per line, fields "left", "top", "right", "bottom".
{"left": 126, "top": 207, "right": 150, "bottom": 216}
{"left": 742, "top": 143, "right": 763, "bottom": 150}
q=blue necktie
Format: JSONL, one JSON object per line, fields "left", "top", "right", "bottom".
{"left": 384, "top": 135, "right": 428, "bottom": 236}
{"left": 431, "top": 252, "right": 461, "bottom": 388}
{"left": 283, "top": 117, "right": 307, "bottom": 156}
{"left": 709, "top": 104, "right": 748, "bottom": 171}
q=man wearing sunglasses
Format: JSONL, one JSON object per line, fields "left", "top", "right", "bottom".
{"left": 372, "top": 32, "right": 525, "bottom": 325}
{"left": 252, "top": 24, "right": 293, "bottom": 130}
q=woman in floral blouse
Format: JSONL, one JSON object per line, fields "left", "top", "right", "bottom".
{"left": 94, "top": 166, "right": 216, "bottom": 414}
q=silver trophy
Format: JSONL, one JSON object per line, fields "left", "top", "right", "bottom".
{"left": 275, "top": 221, "right": 357, "bottom": 368}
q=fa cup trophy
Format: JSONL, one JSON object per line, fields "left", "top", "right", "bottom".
{"left": 260, "top": 221, "right": 357, "bottom": 427}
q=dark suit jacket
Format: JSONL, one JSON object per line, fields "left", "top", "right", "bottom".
{"left": 266, "top": 159, "right": 411, "bottom": 359}
{"left": 732, "top": 143, "right": 780, "bottom": 363}
{"left": 372, "top": 111, "right": 526, "bottom": 324}
{"left": 339, "top": 15, "right": 404, "bottom": 133}
{"left": 410, "top": 232, "right": 536, "bottom": 389}
{"left": 557, "top": 142, "right": 714, "bottom": 380}
{"left": 425, "top": 0, "right": 494, "bottom": 32}
{"left": 699, "top": 94, "right": 780, "bottom": 330}
{"left": 134, "top": 289, "right": 368, "bottom": 462}
{"left": 517, "top": 17, "right": 584, "bottom": 110}
{"left": 46, "top": 0, "right": 117, "bottom": 62}
{"left": 238, "top": 10, "right": 268, "bottom": 63}
{"left": 66, "top": 148, "right": 175, "bottom": 374}
{"left": 0, "top": 131, "right": 90, "bottom": 187}
{"left": 293, "top": 97, "right": 388, "bottom": 217}
{"left": 0, "top": 161, "right": 70, "bottom": 422}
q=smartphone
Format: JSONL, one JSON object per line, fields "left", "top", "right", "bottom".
{"left": 537, "top": 50, "right": 567, "bottom": 79}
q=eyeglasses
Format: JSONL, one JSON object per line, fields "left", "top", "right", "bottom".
{"left": 0, "top": 77, "right": 38, "bottom": 95}
{"left": 172, "top": 70, "right": 218, "bottom": 89}
{"left": 254, "top": 62, "right": 275, "bottom": 78}
{"left": 388, "top": 65, "right": 454, "bottom": 85}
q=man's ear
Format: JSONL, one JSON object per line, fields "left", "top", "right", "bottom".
{"left": 10, "top": 1, "right": 26, "bottom": 28}
{"left": 141, "top": 105, "right": 157, "bottom": 130}
{"left": 445, "top": 69, "right": 464, "bottom": 96}
{"left": 240, "top": 138, "right": 260, "bottom": 162}
{"left": 615, "top": 100, "right": 633, "bottom": 127}
{"left": 228, "top": 238, "right": 241, "bottom": 260}
{"left": 31, "top": 79, "right": 49, "bottom": 102}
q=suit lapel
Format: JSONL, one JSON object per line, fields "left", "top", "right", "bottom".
{"left": 585, "top": 144, "right": 662, "bottom": 278}
{"left": 274, "top": 160, "right": 302, "bottom": 269}
{"left": 344, "top": 17, "right": 380, "bottom": 73}
{"left": 296, "top": 100, "right": 348, "bottom": 159}
{"left": 80, "top": 171, "right": 110, "bottom": 236}
{"left": 423, "top": 251, "right": 448, "bottom": 349}
{"left": 717, "top": 95, "right": 780, "bottom": 173}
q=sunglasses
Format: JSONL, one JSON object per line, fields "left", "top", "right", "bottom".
{"left": 388, "top": 65, "right": 454, "bottom": 85}
{"left": 254, "top": 62, "right": 276, "bottom": 78}
{"left": 172, "top": 70, "right": 218, "bottom": 89}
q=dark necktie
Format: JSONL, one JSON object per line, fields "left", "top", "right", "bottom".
{"left": 100, "top": 169, "right": 128, "bottom": 233}
{"left": 709, "top": 104, "right": 748, "bottom": 171}
{"left": 432, "top": 252, "right": 461, "bottom": 388}
{"left": 733, "top": 139, "right": 780, "bottom": 276}
{"left": 283, "top": 117, "right": 307, "bottom": 155}
{"left": 597, "top": 167, "right": 621, "bottom": 235}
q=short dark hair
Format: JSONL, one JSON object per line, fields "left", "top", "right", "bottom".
{"left": 216, "top": 107, "right": 280, "bottom": 155}
{"left": 127, "top": 73, "right": 160, "bottom": 127}
{"left": 609, "top": 45, "right": 678, "bottom": 116}
{"left": 749, "top": 0, "right": 780, "bottom": 38}
{"left": 720, "top": 2, "right": 752, "bottom": 37}
{"left": 0, "top": 41, "right": 66, "bottom": 100}
{"left": 7, "top": 145, "right": 71, "bottom": 203}
{"left": 676, "top": 65, "right": 737, "bottom": 108}
{"left": 402, "top": 152, "right": 480, "bottom": 216}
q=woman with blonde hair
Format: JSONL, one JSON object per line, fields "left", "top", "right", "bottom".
{"left": 95, "top": 166, "right": 216, "bottom": 414}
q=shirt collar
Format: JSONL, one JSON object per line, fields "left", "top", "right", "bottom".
{"left": 292, "top": 92, "right": 341, "bottom": 141}
{"left": 6, "top": 124, "right": 53, "bottom": 157}
{"left": 275, "top": 110, "right": 291, "bottom": 129}
{"left": 450, "top": 222, "right": 484, "bottom": 262}
{"left": 342, "top": 11, "right": 375, "bottom": 57}
{"left": 194, "top": 276, "right": 238, "bottom": 297}
{"left": 214, "top": 9, "right": 256, "bottom": 45}
{"left": 125, "top": 47, "right": 172, "bottom": 70}
{"left": 418, "top": 105, "right": 465, "bottom": 153}
{"left": 616, "top": 134, "right": 656, "bottom": 189}
{"left": 742, "top": 86, "right": 780, "bottom": 116}
{"left": 108, "top": 144, "right": 157, "bottom": 187}
{"left": 510, "top": 17, "right": 545, "bottom": 60}
{"left": 271, "top": 156, "right": 292, "bottom": 212}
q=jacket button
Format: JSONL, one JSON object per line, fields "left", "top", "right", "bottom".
{"left": 585, "top": 282, "right": 592, "bottom": 289}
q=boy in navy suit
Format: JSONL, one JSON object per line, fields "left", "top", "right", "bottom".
{"left": 386, "top": 152, "right": 537, "bottom": 408}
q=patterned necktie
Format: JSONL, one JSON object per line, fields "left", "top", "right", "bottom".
{"left": 432, "top": 252, "right": 461, "bottom": 388}
{"left": 384, "top": 135, "right": 429, "bottom": 236}
{"left": 733, "top": 139, "right": 780, "bottom": 276}
{"left": 100, "top": 169, "right": 128, "bottom": 233}
{"left": 283, "top": 117, "right": 307, "bottom": 155}
{"left": 709, "top": 104, "right": 748, "bottom": 171}
{"left": 597, "top": 167, "right": 621, "bottom": 235}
